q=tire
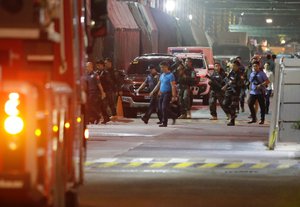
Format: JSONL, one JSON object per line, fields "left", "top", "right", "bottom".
{"left": 123, "top": 107, "right": 138, "bottom": 118}
{"left": 202, "top": 94, "right": 209, "bottom": 105}
{"left": 65, "top": 190, "right": 79, "bottom": 207}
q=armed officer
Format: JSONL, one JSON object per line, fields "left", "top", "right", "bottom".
{"left": 177, "top": 63, "right": 191, "bottom": 119}
{"left": 181, "top": 57, "right": 196, "bottom": 119}
{"left": 207, "top": 62, "right": 229, "bottom": 120}
{"left": 222, "top": 60, "right": 242, "bottom": 126}
{"left": 248, "top": 61, "right": 270, "bottom": 125}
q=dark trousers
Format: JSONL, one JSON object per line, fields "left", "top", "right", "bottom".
{"left": 265, "top": 89, "right": 272, "bottom": 113}
{"left": 143, "top": 96, "right": 160, "bottom": 121}
{"left": 248, "top": 94, "right": 266, "bottom": 121}
{"left": 105, "top": 92, "right": 117, "bottom": 116}
{"left": 86, "top": 94, "right": 100, "bottom": 124}
{"left": 179, "top": 88, "right": 190, "bottom": 115}
{"left": 239, "top": 87, "right": 246, "bottom": 110}
{"left": 209, "top": 91, "right": 229, "bottom": 117}
{"left": 99, "top": 97, "right": 109, "bottom": 120}
{"left": 158, "top": 92, "right": 177, "bottom": 125}
{"left": 223, "top": 92, "right": 239, "bottom": 121}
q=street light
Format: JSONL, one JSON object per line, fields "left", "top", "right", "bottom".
{"left": 188, "top": 14, "right": 193, "bottom": 21}
{"left": 165, "top": 0, "right": 175, "bottom": 12}
{"left": 266, "top": 18, "right": 273, "bottom": 24}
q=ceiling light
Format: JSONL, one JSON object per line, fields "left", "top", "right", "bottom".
{"left": 266, "top": 18, "right": 273, "bottom": 24}
{"left": 165, "top": 1, "right": 175, "bottom": 12}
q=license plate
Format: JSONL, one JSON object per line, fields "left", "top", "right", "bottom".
{"left": 144, "top": 96, "right": 151, "bottom": 100}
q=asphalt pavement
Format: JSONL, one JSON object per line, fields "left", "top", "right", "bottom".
{"left": 79, "top": 101, "right": 300, "bottom": 207}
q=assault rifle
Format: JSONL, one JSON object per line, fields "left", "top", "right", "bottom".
{"left": 205, "top": 74, "right": 223, "bottom": 91}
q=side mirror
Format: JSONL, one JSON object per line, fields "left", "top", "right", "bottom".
{"left": 208, "top": 64, "right": 214, "bottom": 70}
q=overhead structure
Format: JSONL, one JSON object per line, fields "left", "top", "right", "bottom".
{"left": 229, "top": 25, "right": 300, "bottom": 38}
{"left": 202, "top": 0, "right": 300, "bottom": 39}
{"left": 106, "top": 0, "right": 140, "bottom": 70}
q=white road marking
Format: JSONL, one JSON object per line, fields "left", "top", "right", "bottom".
{"left": 91, "top": 158, "right": 118, "bottom": 163}
{"left": 204, "top": 158, "right": 224, "bottom": 163}
{"left": 132, "top": 158, "right": 154, "bottom": 163}
{"left": 168, "top": 158, "right": 190, "bottom": 163}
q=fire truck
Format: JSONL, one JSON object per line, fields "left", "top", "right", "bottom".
{"left": 0, "top": 0, "right": 88, "bottom": 206}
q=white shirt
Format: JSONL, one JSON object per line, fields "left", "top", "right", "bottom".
{"left": 264, "top": 69, "right": 273, "bottom": 90}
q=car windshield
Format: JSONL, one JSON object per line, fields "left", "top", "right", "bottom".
{"left": 182, "top": 58, "right": 206, "bottom": 69}
{"left": 127, "top": 58, "right": 174, "bottom": 75}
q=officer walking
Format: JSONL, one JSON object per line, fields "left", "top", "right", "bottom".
{"left": 95, "top": 60, "right": 112, "bottom": 124}
{"left": 84, "top": 62, "right": 108, "bottom": 124}
{"left": 104, "top": 58, "right": 121, "bottom": 119}
{"left": 155, "top": 61, "right": 178, "bottom": 127}
{"left": 248, "top": 61, "right": 270, "bottom": 124}
{"left": 135, "top": 64, "right": 160, "bottom": 124}
{"left": 207, "top": 62, "right": 229, "bottom": 120}
{"left": 183, "top": 57, "right": 196, "bottom": 119}
{"left": 236, "top": 57, "right": 246, "bottom": 113}
{"left": 222, "top": 60, "right": 242, "bottom": 126}
{"left": 177, "top": 63, "right": 191, "bottom": 119}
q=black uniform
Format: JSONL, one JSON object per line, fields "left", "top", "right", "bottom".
{"left": 208, "top": 70, "right": 229, "bottom": 117}
{"left": 223, "top": 70, "right": 242, "bottom": 125}
{"left": 106, "top": 68, "right": 123, "bottom": 116}
{"left": 99, "top": 68, "right": 117, "bottom": 116}
{"left": 85, "top": 72, "right": 107, "bottom": 124}
{"left": 238, "top": 64, "right": 246, "bottom": 112}
{"left": 182, "top": 66, "right": 196, "bottom": 116}
{"left": 141, "top": 73, "right": 161, "bottom": 123}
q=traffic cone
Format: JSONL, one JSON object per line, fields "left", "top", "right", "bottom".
{"left": 116, "top": 95, "right": 124, "bottom": 118}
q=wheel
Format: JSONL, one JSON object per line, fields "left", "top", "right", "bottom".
{"left": 202, "top": 94, "right": 209, "bottom": 105}
{"left": 123, "top": 107, "right": 137, "bottom": 118}
{"left": 65, "top": 190, "right": 79, "bottom": 207}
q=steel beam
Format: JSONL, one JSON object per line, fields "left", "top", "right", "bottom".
{"left": 229, "top": 25, "right": 300, "bottom": 37}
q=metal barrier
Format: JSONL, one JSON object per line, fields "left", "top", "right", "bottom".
{"left": 269, "top": 59, "right": 300, "bottom": 150}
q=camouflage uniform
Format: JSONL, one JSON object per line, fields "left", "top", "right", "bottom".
{"left": 177, "top": 66, "right": 195, "bottom": 118}
{"left": 223, "top": 70, "right": 242, "bottom": 126}
{"left": 208, "top": 70, "right": 229, "bottom": 117}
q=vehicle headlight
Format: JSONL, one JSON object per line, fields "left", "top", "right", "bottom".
{"left": 3, "top": 92, "right": 24, "bottom": 135}
{"left": 4, "top": 116, "right": 24, "bottom": 135}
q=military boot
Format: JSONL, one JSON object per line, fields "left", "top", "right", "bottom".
{"left": 227, "top": 118, "right": 235, "bottom": 126}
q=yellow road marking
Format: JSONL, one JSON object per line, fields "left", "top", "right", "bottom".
{"left": 98, "top": 162, "right": 119, "bottom": 168}
{"left": 125, "top": 162, "right": 144, "bottom": 168}
{"left": 224, "top": 162, "right": 244, "bottom": 169}
{"left": 173, "top": 162, "right": 195, "bottom": 169}
{"left": 199, "top": 163, "right": 219, "bottom": 169}
{"left": 277, "top": 164, "right": 292, "bottom": 169}
{"left": 85, "top": 161, "right": 93, "bottom": 166}
{"left": 149, "top": 162, "right": 167, "bottom": 168}
{"left": 251, "top": 163, "right": 270, "bottom": 169}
